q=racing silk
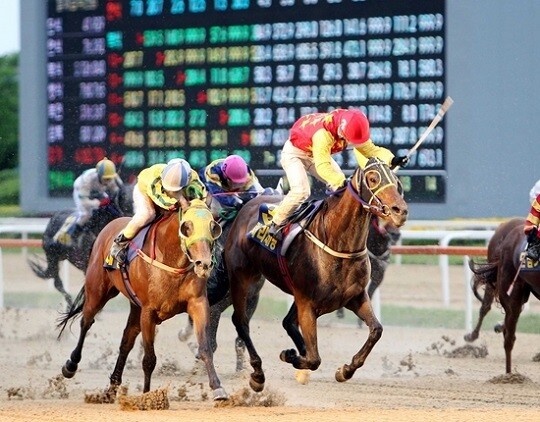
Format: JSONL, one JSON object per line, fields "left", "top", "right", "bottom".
{"left": 73, "top": 168, "right": 122, "bottom": 207}
{"left": 525, "top": 193, "right": 540, "bottom": 238}
{"left": 289, "top": 109, "right": 395, "bottom": 188}
{"left": 199, "top": 158, "right": 263, "bottom": 208}
{"left": 137, "top": 164, "right": 206, "bottom": 210}
{"left": 530, "top": 179, "right": 540, "bottom": 204}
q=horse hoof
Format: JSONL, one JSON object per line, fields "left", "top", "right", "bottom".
{"left": 212, "top": 387, "right": 229, "bottom": 401}
{"left": 178, "top": 328, "right": 191, "bottom": 342}
{"left": 249, "top": 377, "right": 265, "bottom": 392}
{"left": 494, "top": 323, "right": 504, "bottom": 333}
{"left": 279, "top": 349, "right": 296, "bottom": 363}
{"left": 335, "top": 366, "right": 350, "bottom": 383}
{"left": 295, "top": 369, "right": 310, "bottom": 385}
{"left": 61, "top": 360, "right": 77, "bottom": 378}
{"left": 463, "top": 333, "right": 476, "bottom": 343}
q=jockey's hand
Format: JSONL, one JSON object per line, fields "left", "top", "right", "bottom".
{"left": 231, "top": 196, "right": 244, "bottom": 210}
{"left": 99, "top": 197, "right": 111, "bottom": 207}
{"left": 391, "top": 155, "right": 409, "bottom": 169}
{"left": 168, "top": 202, "right": 179, "bottom": 211}
{"left": 527, "top": 226, "right": 538, "bottom": 244}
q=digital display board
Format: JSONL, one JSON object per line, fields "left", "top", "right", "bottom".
{"left": 46, "top": 0, "right": 446, "bottom": 202}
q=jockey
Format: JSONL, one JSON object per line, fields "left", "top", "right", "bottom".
{"left": 199, "top": 154, "right": 263, "bottom": 220}
{"left": 109, "top": 158, "right": 207, "bottom": 264}
{"left": 525, "top": 190, "right": 540, "bottom": 262}
{"left": 57, "top": 158, "right": 123, "bottom": 246}
{"left": 267, "top": 108, "right": 409, "bottom": 238}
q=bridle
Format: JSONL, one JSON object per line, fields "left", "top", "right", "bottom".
{"left": 303, "top": 159, "right": 401, "bottom": 259}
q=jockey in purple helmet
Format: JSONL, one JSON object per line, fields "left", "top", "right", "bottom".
{"left": 199, "top": 155, "right": 263, "bottom": 218}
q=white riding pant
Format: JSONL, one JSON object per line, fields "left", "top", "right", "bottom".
{"left": 272, "top": 139, "right": 341, "bottom": 226}
{"left": 123, "top": 185, "right": 157, "bottom": 239}
{"left": 73, "top": 192, "right": 98, "bottom": 226}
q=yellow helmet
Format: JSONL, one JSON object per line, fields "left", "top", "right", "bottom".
{"left": 96, "top": 158, "right": 117, "bottom": 180}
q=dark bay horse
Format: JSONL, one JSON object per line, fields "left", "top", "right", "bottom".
{"left": 464, "top": 217, "right": 524, "bottom": 342}
{"left": 57, "top": 198, "right": 228, "bottom": 399}
{"left": 28, "top": 203, "right": 124, "bottom": 306}
{"left": 224, "top": 158, "right": 408, "bottom": 391}
{"left": 179, "top": 214, "right": 400, "bottom": 370}
{"left": 27, "top": 184, "right": 134, "bottom": 307}
{"left": 468, "top": 221, "right": 540, "bottom": 374}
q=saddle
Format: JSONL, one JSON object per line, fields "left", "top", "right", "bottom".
{"left": 247, "top": 200, "right": 324, "bottom": 255}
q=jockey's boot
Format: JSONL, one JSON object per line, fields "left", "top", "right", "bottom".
{"left": 109, "top": 233, "right": 130, "bottom": 265}
{"left": 526, "top": 239, "right": 540, "bottom": 262}
{"left": 67, "top": 223, "right": 84, "bottom": 247}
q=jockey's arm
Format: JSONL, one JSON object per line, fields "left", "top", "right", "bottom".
{"left": 312, "top": 129, "right": 346, "bottom": 190}
{"left": 525, "top": 194, "right": 540, "bottom": 234}
{"left": 353, "top": 139, "right": 395, "bottom": 167}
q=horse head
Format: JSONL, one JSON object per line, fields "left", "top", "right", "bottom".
{"left": 179, "top": 197, "right": 222, "bottom": 279}
{"left": 351, "top": 158, "right": 408, "bottom": 228}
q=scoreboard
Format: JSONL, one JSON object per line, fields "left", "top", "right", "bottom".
{"left": 46, "top": 0, "right": 446, "bottom": 202}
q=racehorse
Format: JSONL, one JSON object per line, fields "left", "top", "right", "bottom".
{"left": 224, "top": 158, "right": 408, "bottom": 391}
{"left": 57, "top": 197, "right": 228, "bottom": 399}
{"left": 28, "top": 202, "right": 123, "bottom": 306}
{"left": 468, "top": 220, "right": 540, "bottom": 374}
{"left": 179, "top": 214, "right": 400, "bottom": 370}
{"left": 464, "top": 218, "right": 524, "bottom": 342}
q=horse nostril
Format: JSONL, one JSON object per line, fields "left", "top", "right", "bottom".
{"left": 392, "top": 206, "right": 402, "bottom": 215}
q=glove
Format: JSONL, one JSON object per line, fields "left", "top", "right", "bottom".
{"left": 262, "top": 187, "right": 276, "bottom": 195}
{"left": 231, "top": 196, "right": 244, "bottom": 210}
{"left": 99, "top": 197, "right": 111, "bottom": 207}
{"left": 391, "top": 155, "right": 409, "bottom": 169}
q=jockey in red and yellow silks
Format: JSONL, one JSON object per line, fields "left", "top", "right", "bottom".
{"left": 268, "top": 108, "right": 408, "bottom": 237}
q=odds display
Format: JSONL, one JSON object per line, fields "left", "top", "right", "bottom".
{"left": 46, "top": 0, "right": 446, "bottom": 202}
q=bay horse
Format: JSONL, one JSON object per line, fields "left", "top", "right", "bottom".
{"left": 224, "top": 158, "right": 408, "bottom": 391}
{"left": 468, "top": 221, "right": 540, "bottom": 374}
{"left": 179, "top": 214, "right": 400, "bottom": 370}
{"left": 57, "top": 197, "right": 228, "bottom": 399}
{"left": 464, "top": 217, "right": 524, "bottom": 342}
{"left": 27, "top": 184, "right": 134, "bottom": 307}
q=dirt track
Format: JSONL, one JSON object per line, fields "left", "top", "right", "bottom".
{"left": 0, "top": 254, "right": 539, "bottom": 421}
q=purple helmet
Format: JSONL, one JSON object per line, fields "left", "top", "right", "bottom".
{"left": 222, "top": 155, "right": 249, "bottom": 184}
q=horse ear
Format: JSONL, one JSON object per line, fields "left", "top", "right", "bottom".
{"left": 210, "top": 221, "right": 222, "bottom": 240}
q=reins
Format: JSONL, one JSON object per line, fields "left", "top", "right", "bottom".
{"left": 302, "top": 161, "right": 398, "bottom": 259}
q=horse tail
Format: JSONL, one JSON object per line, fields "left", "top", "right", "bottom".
{"left": 468, "top": 258, "right": 498, "bottom": 298}
{"left": 27, "top": 254, "right": 55, "bottom": 279}
{"left": 56, "top": 287, "right": 85, "bottom": 339}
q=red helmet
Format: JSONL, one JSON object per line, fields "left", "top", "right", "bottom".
{"left": 338, "top": 110, "right": 370, "bottom": 145}
{"left": 222, "top": 155, "right": 249, "bottom": 184}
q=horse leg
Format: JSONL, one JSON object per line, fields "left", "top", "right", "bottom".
{"left": 501, "top": 288, "right": 524, "bottom": 374}
{"left": 178, "top": 315, "right": 194, "bottom": 342}
{"left": 109, "top": 304, "right": 141, "bottom": 393}
{"left": 231, "top": 284, "right": 261, "bottom": 372}
{"left": 279, "top": 302, "right": 307, "bottom": 363}
{"left": 189, "top": 297, "right": 228, "bottom": 400}
{"left": 53, "top": 271, "right": 73, "bottom": 309}
{"left": 139, "top": 307, "right": 158, "bottom": 393}
{"left": 61, "top": 286, "right": 112, "bottom": 378}
{"left": 464, "top": 284, "right": 495, "bottom": 342}
{"left": 337, "top": 293, "right": 383, "bottom": 382}
{"left": 231, "top": 278, "right": 265, "bottom": 392}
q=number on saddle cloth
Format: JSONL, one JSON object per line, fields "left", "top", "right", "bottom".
{"left": 247, "top": 200, "right": 324, "bottom": 254}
